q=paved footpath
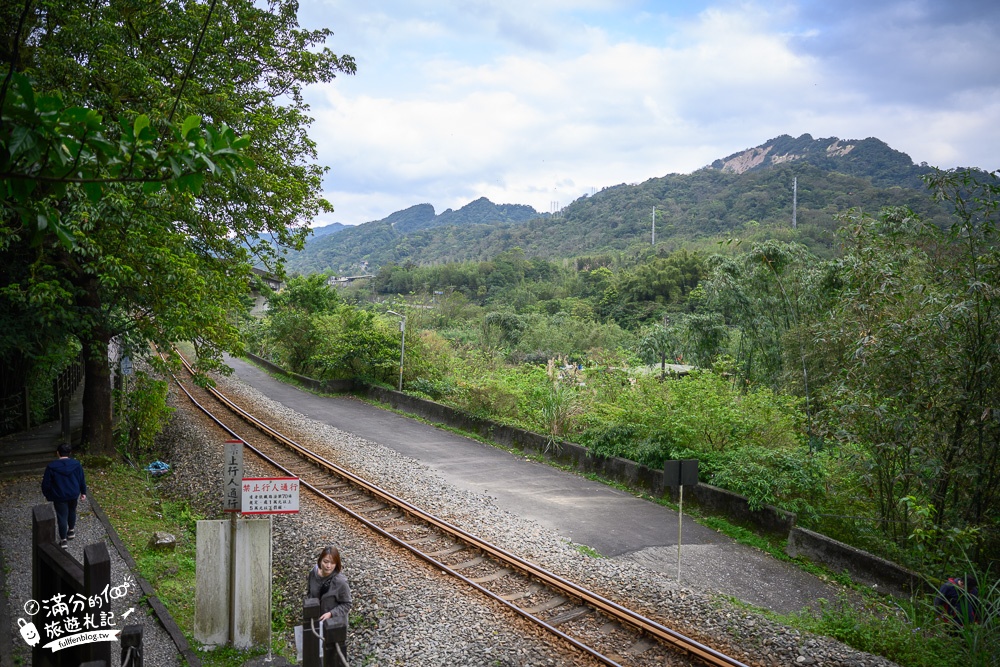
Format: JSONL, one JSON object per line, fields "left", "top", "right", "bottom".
{"left": 226, "top": 355, "right": 852, "bottom": 615}
{"left": 0, "top": 475, "right": 191, "bottom": 667}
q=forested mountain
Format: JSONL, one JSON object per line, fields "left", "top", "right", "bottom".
{"left": 287, "top": 134, "right": 951, "bottom": 275}
{"left": 291, "top": 198, "right": 547, "bottom": 273}
{"left": 310, "top": 222, "right": 346, "bottom": 238}
{"left": 709, "top": 133, "right": 934, "bottom": 188}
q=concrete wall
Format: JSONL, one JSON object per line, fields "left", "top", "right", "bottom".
{"left": 242, "top": 353, "right": 917, "bottom": 598}
{"left": 786, "top": 527, "right": 924, "bottom": 598}
{"left": 248, "top": 354, "right": 354, "bottom": 394}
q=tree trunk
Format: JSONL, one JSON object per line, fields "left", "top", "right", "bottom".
{"left": 75, "top": 268, "right": 114, "bottom": 456}
{"left": 81, "top": 334, "right": 114, "bottom": 455}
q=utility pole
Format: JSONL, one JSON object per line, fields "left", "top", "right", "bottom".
{"left": 792, "top": 176, "right": 797, "bottom": 229}
{"left": 387, "top": 310, "right": 406, "bottom": 391}
{"left": 651, "top": 208, "right": 655, "bottom": 246}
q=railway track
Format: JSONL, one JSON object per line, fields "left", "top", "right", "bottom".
{"left": 170, "top": 353, "right": 751, "bottom": 667}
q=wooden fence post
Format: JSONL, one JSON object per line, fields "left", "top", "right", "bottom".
{"left": 323, "top": 622, "right": 348, "bottom": 667}
{"left": 120, "top": 624, "right": 143, "bottom": 667}
{"left": 32, "top": 504, "right": 57, "bottom": 667}
{"left": 32, "top": 506, "right": 121, "bottom": 667}
{"left": 83, "top": 543, "right": 112, "bottom": 666}
{"left": 302, "top": 598, "right": 321, "bottom": 667}
{"left": 60, "top": 389, "right": 71, "bottom": 444}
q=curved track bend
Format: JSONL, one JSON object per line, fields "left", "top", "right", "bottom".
{"left": 170, "top": 352, "right": 751, "bottom": 667}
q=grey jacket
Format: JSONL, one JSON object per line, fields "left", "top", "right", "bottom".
{"left": 306, "top": 565, "right": 351, "bottom": 628}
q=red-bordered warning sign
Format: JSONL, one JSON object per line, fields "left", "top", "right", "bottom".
{"left": 241, "top": 477, "right": 300, "bottom": 514}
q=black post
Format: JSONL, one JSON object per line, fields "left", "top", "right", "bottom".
{"left": 33, "top": 505, "right": 85, "bottom": 667}
{"left": 323, "top": 623, "right": 348, "bottom": 667}
{"left": 83, "top": 543, "right": 112, "bottom": 666}
{"left": 32, "top": 504, "right": 57, "bottom": 667}
{"left": 120, "top": 624, "right": 143, "bottom": 667}
{"left": 302, "top": 598, "right": 321, "bottom": 667}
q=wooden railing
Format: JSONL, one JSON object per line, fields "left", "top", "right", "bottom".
{"left": 31, "top": 504, "right": 143, "bottom": 667}
{"left": 301, "top": 598, "right": 348, "bottom": 667}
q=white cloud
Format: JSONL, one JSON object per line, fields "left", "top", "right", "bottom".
{"left": 302, "top": 1, "right": 1000, "bottom": 226}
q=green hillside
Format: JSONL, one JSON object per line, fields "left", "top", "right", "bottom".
{"left": 286, "top": 135, "right": 951, "bottom": 275}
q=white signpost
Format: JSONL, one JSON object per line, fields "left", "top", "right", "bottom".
{"left": 196, "top": 444, "right": 300, "bottom": 654}
{"left": 222, "top": 440, "right": 243, "bottom": 513}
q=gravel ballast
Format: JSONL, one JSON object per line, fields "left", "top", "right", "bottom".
{"left": 2, "top": 369, "right": 902, "bottom": 666}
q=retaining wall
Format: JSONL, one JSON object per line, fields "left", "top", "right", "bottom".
{"left": 786, "top": 527, "right": 924, "bottom": 598}
{"left": 248, "top": 355, "right": 354, "bottom": 394}
{"left": 243, "top": 353, "right": 919, "bottom": 598}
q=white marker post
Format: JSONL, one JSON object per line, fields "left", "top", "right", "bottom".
{"left": 663, "top": 459, "right": 699, "bottom": 586}
{"left": 242, "top": 477, "right": 299, "bottom": 661}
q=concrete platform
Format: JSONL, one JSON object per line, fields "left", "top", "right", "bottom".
{"left": 224, "top": 355, "right": 856, "bottom": 616}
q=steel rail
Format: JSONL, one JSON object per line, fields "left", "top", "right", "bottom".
{"left": 172, "top": 353, "right": 749, "bottom": 667}
{"left": 168, "top": 368, "right": 622, "bottom": 665}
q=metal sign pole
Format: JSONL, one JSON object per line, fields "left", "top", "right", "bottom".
{"left": 677, "top": 484, "right": 683, "bottom": 585}
{"left": 665, "top": 459, "right": 697, "bottom": 587}
{"left": 223, "top": 439, "right": 243, "bottom": 647}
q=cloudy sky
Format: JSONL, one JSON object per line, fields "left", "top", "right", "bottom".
{"left": 295, "top": 0, "right": 1000, "bottom": 227}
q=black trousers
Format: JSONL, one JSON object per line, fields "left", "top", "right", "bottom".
{"left": 52, "top": 498, "right": 78, "bottom": 540}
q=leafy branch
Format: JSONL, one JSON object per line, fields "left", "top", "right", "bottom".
{"left": 1, "top": 72, "right": 253, "bottom": 248}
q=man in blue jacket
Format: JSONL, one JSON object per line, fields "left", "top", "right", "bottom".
{"left": 41, "top": 443, "right": 88, "bottom": 548}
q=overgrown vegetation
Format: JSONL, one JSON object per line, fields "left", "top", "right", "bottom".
{"left": 114, "top": 370, "right": 174, "bottom": 462}
{"left": 244, "top": 168, "right": 1000, "bottom": 667}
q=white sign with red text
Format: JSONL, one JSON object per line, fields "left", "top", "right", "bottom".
{"left": 240, "top": 477, "right": 299, "bottom": 514}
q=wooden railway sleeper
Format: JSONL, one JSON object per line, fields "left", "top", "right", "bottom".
{"left": 427, "top": 544, "right": 466, "bottom": 558}
{"left": 548, "top": 606, "right": 593, "bottom": 627}
{"left": 626, "top": 638, "right": 655, "bottom": 655}
{"left": 523, "top": 595, "right": 570, "bottom": 615}
{"left": 501, "top": 582, "right": 543, "bottom": 601}
{"left": 470, "top": 568, "right": 513, "bottom": 584}
{"left": 170, "top": 349, "right": 752, "bottom": 667}
{"left": 352, "top": 500, "right": 387, "bottom": 512}
{"left": 451, "top": 556, "right": 485, "bottom": 571}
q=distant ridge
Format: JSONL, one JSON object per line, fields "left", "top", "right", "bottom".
{"left": 311, "top": 222, "right": 346, "bottom": 238}
{"left": 710, "top": 134, "right": 931, "bottom": 188}
{"left": 287, "top": 134, "right": 954, "bottom": 275}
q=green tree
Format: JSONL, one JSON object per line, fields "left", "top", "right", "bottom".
{"left": 1, "top": 0, "right": 354, "bottom": 453}
{"left": 261, "top": 274, "right": 342, "bottom": 374}
{"left": 702, "top": 240, "right": 827, "bottom": 392}
{"left": 816, "top": 174, "right": 1000, "bottom": 563}
{"left": 636, "top": 322, "right": 679, "bottom": 379}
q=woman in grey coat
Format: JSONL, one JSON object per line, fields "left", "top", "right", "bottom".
{"left": 306, "top": 546, "right": 352, "bottom": 627}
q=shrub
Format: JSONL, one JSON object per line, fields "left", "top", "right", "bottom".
{"left": 114, "top": 371, "right": 174, "bottom": 462}
{"left": 454, "top": 383, "right": 518, "bottom": 421}
{"left": 706, "top": 446, "right": 826, "bottom": 514}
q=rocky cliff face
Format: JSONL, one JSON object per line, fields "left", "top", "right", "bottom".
{"left": 713, "top": 134, "right": 860, "bottom": 174}
{"left": 708, "top": 134, "right": 926, "bottom": 189}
